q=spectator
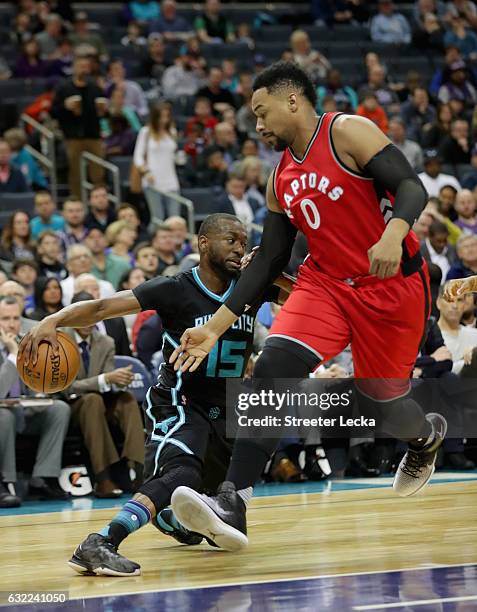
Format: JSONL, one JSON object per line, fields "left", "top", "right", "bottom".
{"left": 439, "top": 118, "right": 471, "bottom": 163}
{"left": 106, "top": 59, "right": 148, "bottom": 119}
{"left": 73, "top": 275, "right": 131, "bottom": 356}
{"left": 236, "top": 22, "right": 255, "bottom": 50}
{"left": 370, "top": 0, "right": 411, "bottom": 44}
{"left": 69, "top": 11, "right": 108, "bottom": 60}
{"left": 185, "top": 97, "right": 218, "bottom": 139}
{"left": 446, "top": 233, "right": 477, "bottom": 279}
{"left": 27, "top": 276, "right": 63, "bottom": 320}
{"left": 161, "top": 52, "right": 204, "bottom": 100}
{"left": 438, "top": 60, "right": 477, "bottom": 108}
{"left": 61, "top": 244, "right": 115, "bottom": 304}
{"left": 461, "top": 292, "right": 477, "bottom": 326}
{"left": 104, "top": 113, "right": 138, "bottom": 157}
{"left": 0, "top": 296, "right": 70, "bottom": 504}
{"left": 127, "top": 0, "right": 160, "bottom": 25}
{"left": 212, "top": 121, "right": 239, "bottom": 167}
{"left": 118, "top": 267, "right": 146, "bottom": 334}
{"left": 454, "top": 188, "right": 477, "bottom": 233}
{"left": 421, "top": 102, "right": 454, "bottom": 149}
{"left": 461, "top": 144, "right": 477, "bottom": 188}
{"left": 52, "top": 56, "right": 107, "bottom": 198}
{"left": 0, "top": 211, "right": 35, "bottom": 263}
{"left": 45, "top": 37, "right": 74, "bottom": 78}
{"left": 213, "top": 173, "right": 260, "bottom": 235}
{"left": 316, "top": 69, "right": 358, "bottom": 114}
{"left": 103, "top": 84, "right": 142, "bottom": 136}
{"left": 388, "top": 117, "right": 424, "bottom": 170}
{"left": 0, "top": 280, "right": 36, "bottom": 333}
{"left": 0, "top": 140, "right": 28, "bottom": 194}
{"left": 425, "top": 197, "right": 463, "bottom": 245}
{"left": 142, "top": 33, "right": 167, "bottom": 79}
{"left": 356, "top": 91, "right": 389, "bottom": 134}
{"left": 197, "top": 144, "right": 228, "bottom": 187}
{"left": 163, "top": 215, "right": 191, "bottom": 258}
{"left": 359, "top": 64, "right": 400, "bottom": 113}
{"left": 12, "top": 12, "right": 34, "bottom": 48}
{"left": 121, "top": 21, "right": 147, "bottom": 49}
{"left": 439, "top": 184, "right": 459, "bottom": 219}
{"left": 83, "top": 229, "right": 130, "bottom": 290}
{"left": 445, "top": 0, "right": 477, "bottom": 28}
{"left": 84, "top": 185, "right": 117, "bottom": 232}
{"left": 36, "top": 230, "right": 67, "bottom": 280}
{"left": 418, "top": 149, "right": 461, "bottom": 196}
{"left": 151, "top": 224, "right": 179, "bottom": 274}
{"left": 30, "top": 191, "right": 65, "bottom": 239}
{"left": 58, "top": 198, "right": 89, "bottom": 250}
{"left": 65, "top": 291, "right": 144, "bottom": 498}
{"left": 105, "top": 220, "right": 137, "bottom": 265}
{"left": 117, "top": 202, "right": 150, "bottom": 244}
{"left": 197, "top": 66, "right": 237, "bottom": 115}
{"left": 194, "top": 0, "right": 235, "bottom": 44}
{"left": 35, "top": 13, "right": 63, "bottom": 59}
{"left": 149, "top": 0, "right": 192, "bottom": 41}
{"left": 400, "top": 87, "right": 437, "bottom": 144}
{"left": 11, "top": 259, "right": 38, "bottom": 314}
{"left": 221, "top": 58, "right": 239, "bottom": 93}
{"left": 421, "top": 220, "right": 457, "bottom": 281}
{"left": 235, "top": 155, "right": 269, "bottom": 208}
{"left": 289, "top": 30, "right": 331, "bottom": 85}
{"left": 413, "top": 2, "right": 446, "bottom": 52}
{"left": 4, "top": 128, "right": 48, "bottom": 191}
{"left": 14, "top": 38, "right": 48, "bottom": 78}
{"left": 444, "top": 15, "right": 477, "bottom": 58}
{"left": 134, "top": 242, "right": 159, "bottom": 279}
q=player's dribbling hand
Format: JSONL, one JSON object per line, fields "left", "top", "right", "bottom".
{"left": 241, "top": 246, "right": 259, "bottom": 270}
{"left": 443, "top": 278, "right": 476, "bottom": 302}
{"left": 19, "top": 319, "right": 59, "bottom": 366}
{"left": 368, "top": 236, "right": 403, "bottom": 279}
{"left": 169, "top": 325, "right": 219, "bottom": 373}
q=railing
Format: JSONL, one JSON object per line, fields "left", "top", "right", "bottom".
{"left": 80, "top": 152, "right": 121, "bottom": 206}
{"left": 143, "top": 187, "right": 195, "bottom": 235}
{"left": 19, "top": 113, "right": 57, "bottom": 201}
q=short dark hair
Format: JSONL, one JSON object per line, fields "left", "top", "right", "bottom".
{"left": 198, "top": 213, "right": 242, "bottom": 238}
{"left": 12, "top": 258, "right": 38, "bottom": 274}
{"left": 252, "top": 61, "right": 317, "bottom": 108}
{"left": 71, "top": 291, "right": 94, "bottom": 304}
{"left": 133, "top": 241, "right": 155, "bottom": 258}
{"left": 429, "top": 220, "right": 449, "bottom": 236}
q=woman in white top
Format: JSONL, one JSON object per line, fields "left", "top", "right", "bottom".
{"left": 133, "top": 102, "right": 181, "bottom": 218}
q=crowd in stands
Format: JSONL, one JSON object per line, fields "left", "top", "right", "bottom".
{"left": 2, "top": 0, "right": 477, "bottom": 504}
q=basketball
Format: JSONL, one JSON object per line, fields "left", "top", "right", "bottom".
{"left": 17, "top": 331, "right": 80, "bottom": 394}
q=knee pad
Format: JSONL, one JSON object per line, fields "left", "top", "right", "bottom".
{"left": 254, "top": 338, "right": 318, "bottom": 379}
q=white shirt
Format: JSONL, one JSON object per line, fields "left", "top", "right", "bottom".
{"left": 133, "top": 127, "right": 180, "bottom": 193}
{"left": 418, "top": 171, "right": 461, "bottom": 197}
{"left": 61, "top": 275, "right": 115, "bottom": 305}
{"left": 440, "top": 325, "right": 477, "bottom": 374}
{"left": 425, "top": 238, "right": 450, "bottom": 283}
{"left": 229, "top": 195, "right": 254, "bottom": 228}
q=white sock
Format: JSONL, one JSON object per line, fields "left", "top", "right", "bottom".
{"left": 237, "top": 487, "right": 253, "bottom": 506}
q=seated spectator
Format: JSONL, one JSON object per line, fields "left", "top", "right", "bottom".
{"left": 105, "top": 220, "right": 137, "bottom": 265}
{"left": 103, "top": 84, "right": 142, "bottom": 136}
{"left": 30, "top": 191, "right": 65, "bottom": 239}
{"left": 461, "top": 292, "right": 477, "bottom": 326}
{"left": 135, "top": 312, "right": 163, "bottom": 373}
{"left": 65, "top": 291, "right": 144, "bottom": 497}
{"left": 213, "top": 173, "right": 261, "bottom": 234}
{"left": 28, "top": 276, "right": 63, "bottom": 320}
{"left": 356, "top": 91, "right": 388, "bottom": 134}
{"left": 0, "top": 211, "right": 35, "bottom": 263}
{"left": 317, "top": 69, "right": 358, "bottom": 114}
{"left": 69, "top": 11, "right": 108, "bottom": 61}
{"left": 438, "top": 60, "right": 477, "bottom": 108}
{"left": 58, "top": 198, "right": 89, "bottom": 250}
{"left": 142, "top": 33, "right": 167, "bottom": 79}
{"left": 312, "top": 0, "right": 369, "bottom": 26}
{"left": 444, "top": 15, "right": 477, "bottom": 59}
{"left": 461, "top": 144, "right": 477, "bottom": 189}
{"left": 454, "top": 188, "right": 477, "bottom": 233}
{"left": 197, "top": 67, "right": 237, "bottom": 115}
{"left": 388, "top": 117, "right": 424, "bottom": 170}
{"left": 73, "top": 275, "right": 131, "bottom": 356}
{"left": 117, "top": 202, "right": 150, "bottom": 244}
{"left": 425, "top": 197, "right": 463, "bottom": 245}
{"left": 46, "top": 37, "right": 74, "bottom": 78}
{"left": 185, "top": 97, "right": 218, "bottom": 140}
{"left": 151, "top": 224, "right": 179, "bottom": 274}
{"left": 121, "top": 20, "right": 147, "bottom": 49}
{"left": 439, "top": 118, "right": 471, "bottom": 163}
{"left": 118, "top": 267, "right": 146, "bottom": 336}
{"left": 413, "top": 208, "right": 435, "bottom": 241}
{"left": 233, "top": 155, "right": 269, "bottom": 209}
{"left": 161, "top": 51, "right": 204, "bottom": 100}
{"left": 0, "top": 280, "right": 36, "bottom": 333}
{"left": 370, "top": 0, "right": 411, "bottom": 44}
{"left": 439, "top": 184, "right": 459, "bottom": 219}
{"left": 445, "top": 0, "right": 477, "bottom": 29}
{"left": 447, "top": 233, "right": 477, "bottom": 279}
{"left": 106, "top": 59, "right": 148, "bottom": 119}
{"left": 127, "top": 0, "right": 160, "bottom": 25}
{"left": 221, "top": 58, "right": 239, "bottom": 93}
{"left": 134, "top": 242, "right": 159, "bottom": 279}
{"left": 418, "top": 149, "right": 461, "bottom": 196}
{"left": 11, "top": 259, "right": 38, "bottom": 314}
{"left": 0, "top": 140, "right": 28, "bottom": 194}
{"left": 85, "top": 185, "right": 117, "bottom": 232}
{"left": 0, "top": 297, "right": 70, "bottom": 506}
{"left": 61, "top": 244, "right": 115, "bottom": 304}
{"left": 12, "top": 11, "right": 34, "bottom": 48}
{"left": 359, "top": 64, "right": 400, "bottom": 113}
{"left": 213, "top": 121, "right": 239, "bottom": 167}
{"left": 35, "top": 13, "right": 63, "bottom": 59}
{"left": 290, "top": 30, "right": 331, "bottom": 85}
{"left": 3, "top": 128, "right": 48, "bottom": 191}
{"left": 194, "top": 0, "right": 235, "bottom": 44}
{"left": 421, "top": 102, "right": 453, "bottom": 149}
{"left": 104, "top": 113, "right": 138, "bottom": 157}
{"left": 421, "top": 220, "right": 457, "bottom": 281}
{"left": 14, "top": 38, "right": 48, "bottom": 78}
{"left": 36, "top": 230, "right": 67, "bottom": 280}
{"left": 149, "top": 0, "right": 192, "bottom": 41}
{"left": 400, "top": 87, "right": 437, "bottom": 144}
{"left": 163, "top": 216, "right": 192, "bottom": 258}
{"left": 83, "top": 229, "right": 130, "bottom": 290}
{"left": 197, "top": 145, "right": 228, "bottom": 187}
{"left": 413, "top": 3, "right": 446, "bottom": 52}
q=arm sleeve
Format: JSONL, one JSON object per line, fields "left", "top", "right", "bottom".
{"left": 225, "top": 210, "right": 297, "bottom": 316}
{"left": 363, "top": 143, "right": 427, "bottom": 227}
{"left": 132, "top": 275, "right": 183, "bottom": 315}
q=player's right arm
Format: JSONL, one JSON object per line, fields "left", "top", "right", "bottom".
{"left": 443, "top": 277, "right": 477, "bottom": 301}
{"left": 170, "top": 173, "right": 297, "bottom": 373}
{"left": 19, "top": 290, "right": 141, "bottom": 365}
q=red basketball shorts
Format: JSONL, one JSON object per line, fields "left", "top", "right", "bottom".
{"left": 269, "top": 258, "right": 431, "bottom": 400}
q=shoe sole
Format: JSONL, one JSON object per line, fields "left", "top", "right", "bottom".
{"left": 171, "top": 487, "right": 248, "bottom": 552}
{"left": 67, "top": 557, "right": 141, "bottom": 577}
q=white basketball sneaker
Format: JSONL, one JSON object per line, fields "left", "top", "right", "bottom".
{"left": 393, "top": 413, "right": 447, "bottom": 497}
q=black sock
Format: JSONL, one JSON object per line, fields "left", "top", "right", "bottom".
{"left": 226, "top": 440, "right": 277, "bottom": 490}
{"left": 107, "top": 522, "right": 130, "bottom": 548}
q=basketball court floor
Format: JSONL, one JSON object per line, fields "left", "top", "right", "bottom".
{"left": 1, "top": 472, "right": 476, "bottom": 611}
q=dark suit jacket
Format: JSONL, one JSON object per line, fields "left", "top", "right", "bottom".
{"left": 65, "top": 329, "right": 115, "bottom": 395}
{"left": 212, "top": 192, "right": 261, "bottom": 217}
{"left": 104, "top": 317, "right": 131, "bottom": 356}
{"left": 420, "top": 240, "right": 457, "bottom": 269}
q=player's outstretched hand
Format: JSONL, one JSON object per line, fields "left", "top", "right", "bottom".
{"left": 169, "top": 326, "right": 219, "bottom": 373}
{"left": 368, "top": 236, "right": 403, "bottom": 280}
{"left": 18, "top": 319, "right": 59, "bottom": 366}
{"left": 241, "top": 246, "right": 259, "bottom": 270}
{"left": 443, "top": 277, "right": 477, "bottom": 301}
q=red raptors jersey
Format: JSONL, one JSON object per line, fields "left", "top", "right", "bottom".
{"left": 273, "top": 112, "right": 421, "bottom": 281}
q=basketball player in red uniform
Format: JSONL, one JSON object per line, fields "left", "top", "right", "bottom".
{"left": 169, "top": 62, "right": 447, "bottom": 551}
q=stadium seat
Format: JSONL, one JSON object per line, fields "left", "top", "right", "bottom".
{"left": 0, "top": 192, "right": 35, "bottom": 216}
{"left": 109, "top": 156, "right": 133, "bottom": 186}
{"left": 113, "top": 355, "right": 153, "bottom": 404}
{"left": 182, "top": 187, "right": 218, "bottom": 223}
{"left": 259, "top": 25, "right": 293, "bottom": 43}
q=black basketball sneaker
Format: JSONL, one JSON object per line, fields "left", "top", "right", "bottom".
{"left": 171, "top": 481, "right": 248, "bottom": 552}
{"left": 152, "top": 508, "right": 204, "bottom": 545}
{"left": 68, "top": 533, "right": 141, "bottom": 576}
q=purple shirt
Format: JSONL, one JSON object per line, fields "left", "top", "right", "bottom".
{"left": 455, "top": 218, "right": 477, "bottom": 234}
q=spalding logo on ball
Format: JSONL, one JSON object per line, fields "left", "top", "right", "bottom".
{"left": 17, "top": 331, "right": 81, "bottom": 393}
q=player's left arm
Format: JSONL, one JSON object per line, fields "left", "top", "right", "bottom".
{"left": 333, "top": 115, "right": 428, "bottom": 279}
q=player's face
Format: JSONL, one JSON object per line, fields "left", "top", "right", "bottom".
{"left": 206, "top": 222, "right": 247, "bottom": 277}
{"left": 252, "top": 88, "right": 293, "bottom": 151}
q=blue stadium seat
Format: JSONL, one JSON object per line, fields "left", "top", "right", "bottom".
{"left": 109, "top": 156, "right": 133, "bottom": 186}
{"left": 0, "top": 192, "right": 35, "bottom": 217}
{"left": 182, "top": 187, "right": 218, "bottom": 223}
{"left": 113, "top": 355, "right": 153, "bottom": 404}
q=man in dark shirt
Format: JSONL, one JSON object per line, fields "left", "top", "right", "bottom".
{"left": 197, "top": 66, "right": 237, "bottom": 114}
{"left": 84, "top": 185, "right": 117, "bottom": 232}
{"left": 52, "top": 56, "right": 106, "bottom": 198}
